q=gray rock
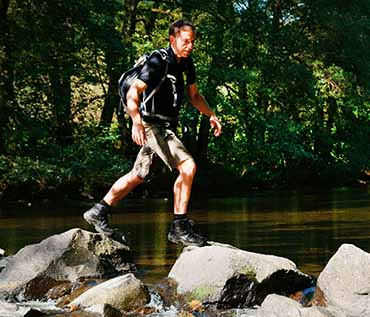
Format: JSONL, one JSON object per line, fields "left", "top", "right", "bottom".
{"left": 317, "top": 243, "right": 370, "bottom": 317}
{"left": 219, "top": 308, "right": 257, "bottom": 316}
{"left": 0, "top": 300, "right": 64, "bottom": 317}
{"left": 168, "top": 242, "right": 312, "bottom": 306}
{"left": 71, "top": 273, "right": 150, "bottom": 312}
{"left": 0, "top": 256, "right": 8, "bottom": 273}
{"left": 0, "top": 301, "right": 20, "bottom": 317}
{"left": 257, "top": 294, "right": 337, "bottom": 317}
{"left": 85, "top": 303, "right": 122, "bottom": 317}
{"left": 0, "top": 248, "right": 5, "bottom": 257}
{"left": 0, "top": 228, "right": 133, "bottom": 300}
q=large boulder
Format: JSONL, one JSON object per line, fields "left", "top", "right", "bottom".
{"left": 0, "top": 228, "right": 133, "bottom": 301}
{"left": 71, "top": 273, "right": 150, "bottom": 312}
{"left": 317, "top": 243, "right": 370, "bottom": 316}
{"left": 256, "top": 294, "right": 343, "bottom": 317}
{"left": 168, "top": 242, "right": 313, "bottom": 307}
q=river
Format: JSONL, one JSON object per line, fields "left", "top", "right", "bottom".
{"left": 1, "top": 188, "right": 370, "bottom": 283}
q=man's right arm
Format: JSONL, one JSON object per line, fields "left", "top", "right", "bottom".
{"left": 126, "top": 79, "right": 148, "bottom": 146}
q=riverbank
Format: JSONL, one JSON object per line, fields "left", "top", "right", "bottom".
{"left": 2, "top": 149, "right": 369, "bottom": 205}
{"left": 1, "top": 162, "right": 368, "bottom": 207}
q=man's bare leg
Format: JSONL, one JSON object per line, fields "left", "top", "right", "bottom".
{"left": 168, "top": 159, "right": 207, "bottom": 246}
{"left": 173, "top": 158, "right": 197, "bottom": 214}
{"left": 83, "top": 171, "right": 143, "bottom": 243}
{"left": 104, "top": 172, "right": 144, "bottom": 206}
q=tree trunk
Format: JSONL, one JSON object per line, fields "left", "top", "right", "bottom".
{"left": 196, "top": 0, "right": 227, "bottom": 166}
{"left": 126, "top": 0, "right": 140, "bottom": 65}
{"left": 272, "top": 0, "right": 281, "bottom": 33}
{"left": 0, "top": 0, "right": 13, "bottom": 154}
{"left": 99, "top": 9, "right": 140, "bottom": 128}
{"left": 327, "top": 96, "right": 337, "bottom": 133}
{"left": 99, "top": 70, "right": 118, "bottom": 127}
{"left": 115, "top": 0, "right": 141, "bottom": 156}
{"left": 196, "top": 115, "right": 211, "bottom": 165}
{"left": 49, "top": 67, "right": 73, "bottom": 146}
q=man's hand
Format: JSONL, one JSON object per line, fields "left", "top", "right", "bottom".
{"left": 210, "top": 115, "right": 222, "bottom": 137}
{"left": 132, "top": 122, "right": 147, "bottom": 146}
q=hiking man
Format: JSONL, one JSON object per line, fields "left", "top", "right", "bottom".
{"left": 84, "top": 19, "right": 222, "bottom": 247}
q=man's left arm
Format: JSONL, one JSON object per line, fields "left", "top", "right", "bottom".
{"left": 187, "top": 83, "right": 222, "bottom": 137}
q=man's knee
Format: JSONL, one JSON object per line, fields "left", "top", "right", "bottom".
{"left": 128, "top": 171, "right": 145, "bottom": 186}
{"left": 178, "top": 159, "right": 197, "bottom": 178}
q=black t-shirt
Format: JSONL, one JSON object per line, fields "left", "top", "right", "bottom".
{"left": 138, "top": 47, "right": 196, "bottom": 122}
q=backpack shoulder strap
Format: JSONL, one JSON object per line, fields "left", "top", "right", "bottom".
{"left": 156, "top": 48, "right": 169, "bottom": 62}
{"left": 142, "top": 49, "right": 169, "bottom": 105}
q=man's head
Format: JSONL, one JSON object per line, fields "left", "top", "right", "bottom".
{"left": 169, "top": 20, "right": 196, "bottom": 59}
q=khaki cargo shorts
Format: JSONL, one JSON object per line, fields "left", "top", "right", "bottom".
{"left": 132, "top": 122, "right": 194, "bottom": 179}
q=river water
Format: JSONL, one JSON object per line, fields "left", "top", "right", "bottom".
{"left": 1, "top": 188, "right": 370, "bottom": 283}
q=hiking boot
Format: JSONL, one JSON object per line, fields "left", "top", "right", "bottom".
{"left": 83, "top": 203, "right": 113, "bottom": 235}
{"left": 83, "top": 203, "right": 128, "bottom": 245}
{"left": 168, "top": 218, "right": 208, "bottom": 247}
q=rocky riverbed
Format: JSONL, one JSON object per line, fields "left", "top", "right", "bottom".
{"left": 0, "top": 228, "right": 368, "bottom": 316}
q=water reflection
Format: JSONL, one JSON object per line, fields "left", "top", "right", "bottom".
{"left": 1, "top": 188, "right": 370, "bottom": 282}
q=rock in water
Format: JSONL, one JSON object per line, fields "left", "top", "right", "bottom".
{"left": 168, "top": 242, "right": 313, "bottom": 307}
{"left": 256, "top": 294, "right": 338, "bottom": 317}
{"left": 317, "top": 243, "right": 370, "bottom": 316}
{"left": 71, "top": 273, "right": 150, "bottom": 312}
{"left": 0, "top": 228, "right": 133, "bottom": 301}
{"left": 85, "top": 304, "right": 122, "bottom": 317}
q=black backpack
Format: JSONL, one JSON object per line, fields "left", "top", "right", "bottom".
{"left": 118, "top": 49, "right": 169, "bottom": 115}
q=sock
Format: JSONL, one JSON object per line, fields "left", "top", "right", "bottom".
{"left": 174, "top": 214, "right": 187, "bottom": 221}
{"left": 99, "top": 199, "right": 112, "bottom": 212}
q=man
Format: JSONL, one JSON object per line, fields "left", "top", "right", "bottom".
{"left": 84, "top": 20, "right": 222, "bottom": 247}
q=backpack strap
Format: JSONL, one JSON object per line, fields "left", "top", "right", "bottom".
{"left": 142, "top": 49, "right": 169, "bottom": 105}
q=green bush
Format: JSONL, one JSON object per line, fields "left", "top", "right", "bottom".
{"left": 0, "top": 127, "right": 133, "bottom": 201}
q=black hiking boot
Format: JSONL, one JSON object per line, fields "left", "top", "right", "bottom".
{"left": 168, "top": 218, "right": 208, "bottom": 247}
{"left": 83, "top": 203, "right": 128, "bottom": 245}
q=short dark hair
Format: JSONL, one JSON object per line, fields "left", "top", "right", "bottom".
{"left": 169, "top": 20, "right": 196, "bottom": 37}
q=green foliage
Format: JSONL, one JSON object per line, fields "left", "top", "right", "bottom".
{"left": 61, "top": 126, "right": 133, "bottom": 188}
{"left": 0, "top": 127, "right": 132, "bottom": 198}
{"left": 0, "top": 155, "right": 61, "bottom": 187}
{"left": 1, "top": 0, "right": 370, "bottom": 200}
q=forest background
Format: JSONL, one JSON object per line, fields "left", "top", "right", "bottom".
{"left": 1, "top": 0, "right": 369, "bottom": 203}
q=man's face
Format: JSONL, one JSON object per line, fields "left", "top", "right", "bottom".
{"left": 170, "top": 26, "right": 195, "bottom": 59}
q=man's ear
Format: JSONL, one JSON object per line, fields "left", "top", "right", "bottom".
{"left": 169, "top": 34, "right": 175, "bottom": 45}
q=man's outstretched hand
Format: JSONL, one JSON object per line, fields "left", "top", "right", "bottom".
{"left": 210, "top": 115, "right": 222, "bottom": 137}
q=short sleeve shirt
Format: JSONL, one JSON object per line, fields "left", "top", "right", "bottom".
{"left": 138, "top": 47, "right": 196, "bottom": 120}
